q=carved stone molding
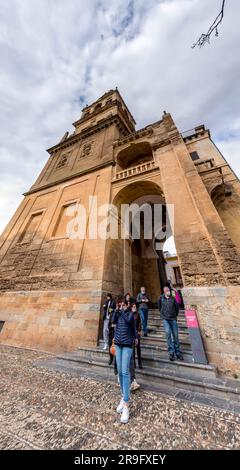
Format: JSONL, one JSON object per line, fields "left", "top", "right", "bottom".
{"left": 113, "top": 127, "right": 154, "bottom": 148}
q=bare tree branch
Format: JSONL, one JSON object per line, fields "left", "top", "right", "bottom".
{"left": 192, "top": 0, "right": 226, "bottom": 48}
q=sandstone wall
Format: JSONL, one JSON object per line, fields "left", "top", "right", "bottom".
{"left": 0, "top": 289, "right": 101, "bottom": 351}
{"left": 182, "top": 286, "right": 240, "bottom": 377}
{"left": 0, "top": 166, "right": 113, "bottom": 351}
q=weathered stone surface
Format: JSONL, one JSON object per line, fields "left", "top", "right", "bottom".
{"left": 182, "top": 286, "right": 240, "bottom": 376}
{"left": 0, "top": 345, "right": 240, "bottom": 450}
{"left": 0, "top": 90, "right": 240, "bottom": 376}
{"left": 0, "top": 290, "right": 101, "bottom": 352}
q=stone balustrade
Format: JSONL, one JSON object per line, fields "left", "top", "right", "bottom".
{"left": 194, "top": 158, "right": 216, "bottom": 172}
{"left": 194, "top": 158, "right": 229, "bottom": 194}
{"left": 113, "top": 160, "right": 157, "bottom": 181}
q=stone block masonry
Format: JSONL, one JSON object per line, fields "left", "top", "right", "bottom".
{"left": 182, "top": 286, "right": 240, "bottom": 376}
{"left": 0, "top": 290, "right": 101, "bottom": 352}
{"left": 0, "top": 89, "right": 240, "bottom": 377}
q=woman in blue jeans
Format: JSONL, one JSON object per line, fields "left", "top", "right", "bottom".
{"left": 112, "top": 300, "right": 135, "bottom": 424}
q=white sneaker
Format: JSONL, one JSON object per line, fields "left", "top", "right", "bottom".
{"left": 130, "top": 379, "right": 140, "bottom": 391}
{"left": 116, "top": 398, "right": 124, "bottom": 414}
{"left": 120, "top": 405, "right": 129, "bottom": 424}
{"left": 103, "top": 343, "right": 107, "bottom": 350}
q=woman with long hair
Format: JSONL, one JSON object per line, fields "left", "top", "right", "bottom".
{"left": 112, "top": 300, "right": 135, "bottom": 424}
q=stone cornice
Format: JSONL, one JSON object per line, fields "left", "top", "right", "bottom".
{"left": 151, "top": 137, "right": 171, "bottom": 150}
{"left": 24, "top": 160, "right": 115, "bottom": 196}
{"left": 182, "top": 126, "right": 210, "bottom": 143}
{"left": 113, "top": 126, "right": 154, "bottom": 148}
{"left": 46, "top": 115, "right": 130, "bottom": 155}
{"left": 167, "top": 129, "right": 183, "bottom": 146}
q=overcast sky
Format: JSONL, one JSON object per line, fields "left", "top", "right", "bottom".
{"left": 0, "top": 0, "right": 239, "bottom": 253}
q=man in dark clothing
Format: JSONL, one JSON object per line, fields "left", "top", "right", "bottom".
{"left": 102, "top": 293, "right": 116, "bottom": 351}
{"left": 158, "top": 286, "right": 183, "bottom": 361}
{"left": 108, "top": 308, "right": 116, "bottom": 366}
{"left": 132, "top": 303, "right": 143, "bottom": 369}
{"left": 136, "top": 286, "right": 150, "bottom": 337}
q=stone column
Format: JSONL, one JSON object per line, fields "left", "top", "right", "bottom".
{"left": 155, "top": 114, "right": 240, "bottom": 376}
{"left": 123, "top": 238, "right": 133, "bottom": 294}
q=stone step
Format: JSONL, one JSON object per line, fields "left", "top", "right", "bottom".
{"left": 99, "top": 339, "right": 193, "bottom": 358}
{"left": 140, "top": 334, "right": 191, "bottom": 349}
{"left": 148, "top": 315, "right": 187, "bottom": 322}
{"left": 148, "top": 323, "right": 187, "bottom": 331}
{"left": 100, "top": 335, "right": 192, "bottom": 351}
{"left": 39, "top": 357, "right": 240, "bottom": 414}
{"left": 147, "top": 327, "right": 189, "bottom": 337}
{"left": 147, "top": 328, "right": 188, "bottom": 337}
{"left": 144, "top": 333, "right": 190, "bottom": 343}
{"left": 148, "top": 319, "right": 187, "bottom": 327}
{"left": 67, "top": 348, "right": 215, "bottom": 378}
{"left": 148, "top": 311, "right": 186, "bottom": 318}
{"left": 52, "top": 351, "right": 240, "bottom": 404}
{"left": 148, "top": 308, "right": 185, "bottom": 315}
{"left": 136, "top": 342, "right": 193, "bottom": 359}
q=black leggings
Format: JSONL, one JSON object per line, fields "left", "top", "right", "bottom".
{"left": 134, "top": 334, "right": 142, "bottom": 367}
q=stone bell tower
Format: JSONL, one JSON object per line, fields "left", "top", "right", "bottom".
{"left": 0, "top": 88, "right": 240, "bottom": 377}
{"left": 0, "top": 89, "right": 135, "bottom": 351}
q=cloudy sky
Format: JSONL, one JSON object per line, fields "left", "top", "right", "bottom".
{"left": 0, "top": 0, "right": 239, "bottom": 252}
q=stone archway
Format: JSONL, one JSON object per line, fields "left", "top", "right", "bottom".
{"left": 116, "top": 141, "right": 154, "bottom": 170}
{"left": 102, "top": 179, "right": 170, "bottom": 302}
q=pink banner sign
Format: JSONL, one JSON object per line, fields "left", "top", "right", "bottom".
{"left": 185, "top": 309, "right": 199, "bottom": 329}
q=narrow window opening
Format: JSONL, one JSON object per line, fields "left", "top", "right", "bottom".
{"left": 190, "top": 151, "right": 200, "bottom": 161}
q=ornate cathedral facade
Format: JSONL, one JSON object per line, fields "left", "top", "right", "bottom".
{"left": 0, "top": 89, "right": 240, "bottom": 376}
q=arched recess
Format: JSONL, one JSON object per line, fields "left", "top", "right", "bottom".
{"left": 102, "top": 180, "right": 173, "bottom": 302}
{"left": 211, "top": 184, "right": 240, "bottom": 251}
{"left": 116, "top": 141, "right": 153, "bottom": 170}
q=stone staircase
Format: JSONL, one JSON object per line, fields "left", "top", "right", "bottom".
{"left": 38, "top": 309, "right": 240, "bottom": 413}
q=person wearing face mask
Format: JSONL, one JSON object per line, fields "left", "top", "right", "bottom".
{"left": 166, "top": 279, "right": 181, "bottom": 305}
{"left": 157, "top": 286, "right": 183, "bottom": 362}
{"left": 136, "top": 286, "right": 150, "bottom": 337}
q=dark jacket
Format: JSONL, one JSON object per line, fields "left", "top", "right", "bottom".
{"left": 134, "top": 311, "right": 142, "bottom": 335}
{"left": 124, "top": 294, "right": 136, "bottom": 306}
{"left": 158, "top": 294, "right": 179, "bottom": 320}
{"left": 103, "top": 299, "right": 116, "bottom": 321}
{"left": 112, "top": 307, "right": 136, "bottom": 348}
{"left": 136, "top": 292, "right": 150, "bottom": 309}
{"left": 108, "top": 311, "right": 115, "bottom": 346}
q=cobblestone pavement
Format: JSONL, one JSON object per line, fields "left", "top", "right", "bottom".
{"left": 0, "top": 345, "right": 240, "bottom": 450}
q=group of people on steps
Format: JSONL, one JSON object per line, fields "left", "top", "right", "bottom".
{"left": 102, "top": 282, "right": 183, "bottom": 424}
